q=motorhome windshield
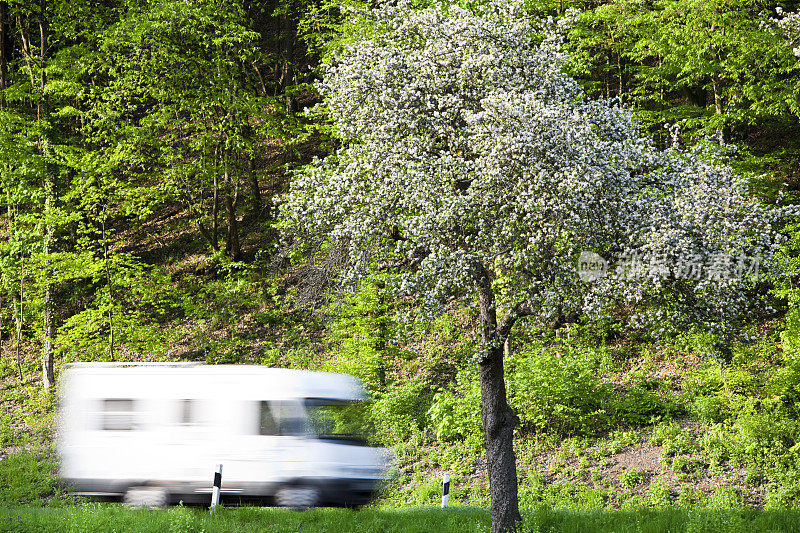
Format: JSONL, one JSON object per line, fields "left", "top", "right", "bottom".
{"left": 304, "top": 398, "right": 373, "bottom": 445}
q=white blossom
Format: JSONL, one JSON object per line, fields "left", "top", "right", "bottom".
{"left": 282, "top": 0, "right": 786, "bottom": 339}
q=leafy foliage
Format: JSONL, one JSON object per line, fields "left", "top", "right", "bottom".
{"left": 0, "top": 451, "right": 59, "bottom": 506}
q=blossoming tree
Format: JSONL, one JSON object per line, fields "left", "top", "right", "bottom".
{"left": 283, "top": 1, "right": 781, "bottom": 530}
{"left": 775, "top": 7, "right": 800, "bottom": 58}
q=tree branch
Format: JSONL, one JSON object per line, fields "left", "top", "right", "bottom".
{"left": 497, "top": 301, "right": 536, "bottom": 340}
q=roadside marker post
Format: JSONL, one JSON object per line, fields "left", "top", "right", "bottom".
{"left": 211, "top": 464, "right": 222, "bottom": 508}
{"left": 441, "top": 472, "right": 450, "bottom": 508}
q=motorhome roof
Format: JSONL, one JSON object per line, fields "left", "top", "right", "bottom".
{"left": 60, "top": 363, "right": 367, "bottom": 401}
{"left": 64, "top": 362, "right": 204, "bottom": 368}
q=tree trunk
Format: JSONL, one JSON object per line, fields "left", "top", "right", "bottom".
{"left": 42, "top": 284, "right": 55, "bottom": 387}
{"left": 278, "top": 10, "right": 297, "bottom": 112}
{"left": 476, "top": 268, "right": 521, "bottom": 533}
{"left": 223, "top": 163, "right": 241, "bottom": 262}
{"left": 212, "top": 166, "right": 219, "bottom": 249}
{"left": 42, "top": 179, "right": 55, "bottom": 388}
{"left": 711, "top": 75, "right": 725, "bottom": 143}
{"left": 16, "top": 263, "right": 24, "bottom": 382}
{"left": 39, "top": 0, "right": 55, "bottom": 390}
{"left": 248, "top": 158, "right": 261, "bottom": 220}
{"left": 0, "top": 1, "right": 7, "bottom": 109}
{"left": 617, "top": 51, "right": 623, "bottom": 105}
{"left": 102, "top": 217, "right": 114, "bottom": 361}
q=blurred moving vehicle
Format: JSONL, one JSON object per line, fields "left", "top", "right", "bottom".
{"left": 57, "top": 363, "right": 392, "bottom": 509}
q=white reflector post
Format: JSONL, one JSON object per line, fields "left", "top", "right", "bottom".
{"left": 441, "top": 472, "right": 450, "bottom": 508}
{"left": 211, "top": 464, "right": 223, "bottom": 508}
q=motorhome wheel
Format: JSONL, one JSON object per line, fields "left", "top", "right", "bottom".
{"left": 274, "top": 485, "right": 320, "bottom": 509}
{"left": 123, "top": 486, "right": 168, "bottom": 510}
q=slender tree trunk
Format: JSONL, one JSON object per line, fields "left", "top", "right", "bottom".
{"left": 712, "top": 77, "right": 723, "bottom": 115}
{"left": 16, "top": 13, "right": 35, "bottom": 90}
{"left": 42, "top": 283, "right": 54, "bottom": 387}
{"left": 43, "top": 182, "right": 55, "bottom": 387}
{"left": 212, "top": 168, "right": 219, "bottom": 249}
{"left": 248, "top": 158, "right": 261, "bottom": 220}
{"left": 0, "top": 1, "right": 7, "bottom": 109}
{"left": 16, "top": 255, "right": 24, "bottom": 382}
{"left": 476, "top": 268, "right": 521, "bottom": 533}
{"left": 223, "top": 161, "right": 241, "bottom": 262}
{"left": 102, "top": 217, "right": 114, "bottom": 361}
{"left": 711, "top": 76, "right": 725, "bottom": 143}
{"left": 251, "top": 62, "right": 267, "bottom": 95}
{"left": 39, "top": 0, "right": 55, "bottom": 390}
{"left": 279, "top": 10, "right": 296, "bottom": 112}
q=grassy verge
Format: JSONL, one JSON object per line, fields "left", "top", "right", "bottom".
{"left": 4, "top": 504, "right": 800, "bottom": 533}
{"left": 0, "top": 505, "right": 489, "bottom": 533}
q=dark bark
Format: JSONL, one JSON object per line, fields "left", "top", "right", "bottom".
{"left": 475, "top": 265, "right": 522, "bottom": 533}
{"left": 712, "top": 76, "right": 723, "bottom": 116}
{"left": 187, "top": 172, "right": 220, "bottom": 253}
{"left": 196, "top": 220, "right": 219, "bottom": 252}
{"left": 223, "top": 165, "right": 241, "bottom": 262}
{"left": 251, "top": 62, "right": 267, "bottom": 95}
{"left": 711, "top": 75, "right": 726, "bottom": 143}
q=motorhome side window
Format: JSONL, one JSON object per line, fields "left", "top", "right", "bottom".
{"left": 179, "top": 399, "right": 194, "bottom": 425}
{"left": 259, "top": 401, "right": 304, "bottom": 436}
{"left": 101, "top": 399, "right": 135, "bottom": 430}
{"left": 259, "top": 401, "right": 278, "bottom": 435}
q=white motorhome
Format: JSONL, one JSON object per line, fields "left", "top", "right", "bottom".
{"left": 57, "top": 363, "right": 392, "bottom": 508}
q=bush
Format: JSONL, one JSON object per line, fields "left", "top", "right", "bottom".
{"left": 617, "top": 385, "right": 679, "bottom": 426}
{"left": 0, "top": 451, "right": 59, "bottom": 506}
{"left": 508, "top": 346, "right": 615, "bottom": 436}
{"left": 619, "top": 469, "right": 646, "bottom": 489}
{"left": 324, "top": 277, "right": 403, "bottom": 394}
{"left": 427, "top": 372, "right": 483, "bottom": 447}
{"left": 425, "top": 343, "right": 681, "bottom": 444}
{"left": 372, "top": 377, "right": 432, "bottom": 444}
{"left": 647, "top": 476, "right": 673, "bottom": 507}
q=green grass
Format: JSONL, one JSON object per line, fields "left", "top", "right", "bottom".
{"left": 0, "top": 451, "right": 60, "bottom": 506}
{"left": 3, "top": 505, "right": 800, "bottom": 533}
{"left": 0, "top": 505, "right": 489, "bottom": 533}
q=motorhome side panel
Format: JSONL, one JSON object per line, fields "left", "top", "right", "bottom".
{"left": 57, "top": 364, "right": 390, "bottom": 505}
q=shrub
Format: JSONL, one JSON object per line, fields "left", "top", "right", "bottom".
{"left": 372, "top": 377, "right": 432, "bottom": 444}
{"left": 507, "top": 346, "right": 615, "bottom": 436}
{"left": 427, "top": 372, "right": 483, "bottom": 447}
{"left": 325, "top": 278, "right": 399, "bottom": 393}
{"left": 690, "top": 394, "right": 733, "bottom": 423}
{"left": 0, "top": 451, "right": 58, "bottom": 506}
{"left": 646, "top": 476, "right": 673, "bottom": 507}
{"left": 619, "top": 469, "right": 646, "bottom": 489}
{"left": 616, "top": 385, "right": 679, "bottom": 426}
